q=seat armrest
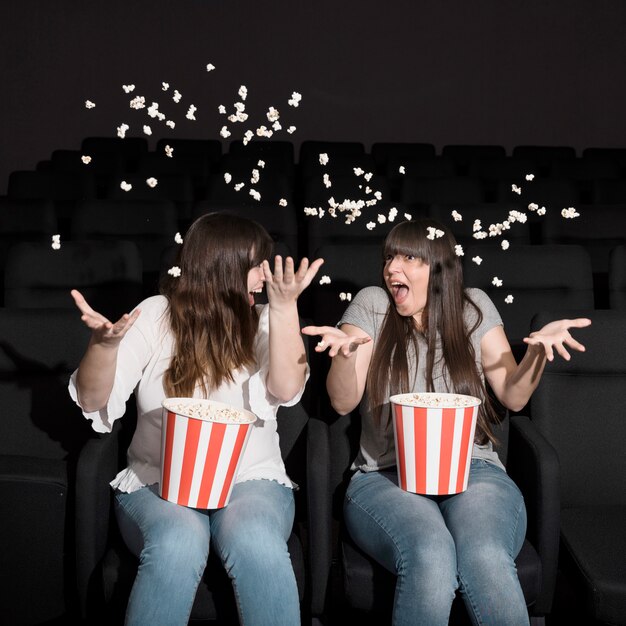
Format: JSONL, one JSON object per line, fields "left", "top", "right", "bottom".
{"left": 508, "top": 415, "right": 560, "bottom": 615}
{"left": 307, "top": 416, "right": 332, "bottom": 619}
{"left": 75, "top": 422, "right": 121, "bottom": 619}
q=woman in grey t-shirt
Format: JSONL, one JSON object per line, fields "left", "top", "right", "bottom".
{"left": 303, "top": 218, "right": 590, "bottom": 626}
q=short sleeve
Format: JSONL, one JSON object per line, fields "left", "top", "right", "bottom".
{"left": 465, "top": 288, "right": 503, "bottom": 342}
{"left": 247, "top": 305, "right": 310, "bottom": 421}
{"left": 338, "top": 286, "right": 389, "bottom": 342}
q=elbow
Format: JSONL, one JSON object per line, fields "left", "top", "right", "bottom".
{"left": 329, "top": 397, "right": 357, "bottom": 416}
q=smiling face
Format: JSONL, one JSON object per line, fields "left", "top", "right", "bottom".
{"left": 246, "top": 263, "right": 265, "bottom": 307}
{"left": 384, "top": 253, "right": 430, "bottom": 320}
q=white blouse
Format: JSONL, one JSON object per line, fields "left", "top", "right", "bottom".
{"left": 69, "top": 295, "right": 306, "bottom": 492}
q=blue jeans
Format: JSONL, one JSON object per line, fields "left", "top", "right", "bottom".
{"left": 344, "top": 459, "right": 528, "bottom": 626}
{"left": 114, "top": 479, "right": 299, "bottom": 626}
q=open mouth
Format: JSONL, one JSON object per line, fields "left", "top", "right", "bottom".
{"left": 389, "top": 281, "right": 409, "bottom": 303}
{"left": 248, "top": 287, "right": 264, "bottom": 306}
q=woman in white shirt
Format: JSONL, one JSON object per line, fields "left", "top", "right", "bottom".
{"left": 69, "top": 212, "right": 323, "bottom": 626}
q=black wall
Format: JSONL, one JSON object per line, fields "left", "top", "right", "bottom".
{"left": 2, "top": 0, "right": 625, "bottom": 191}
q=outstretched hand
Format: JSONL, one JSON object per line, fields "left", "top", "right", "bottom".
{"left": 263, "top": 256, "right": 324, "bottom": 306}
{"left": 301, "top": 325, "right": 371, "bottom": 358}
{"left": 523, "top": 317, "right": 591, "bottom": 362}
{"left": 71, "top": 289, "right": 140, "bottom": 347}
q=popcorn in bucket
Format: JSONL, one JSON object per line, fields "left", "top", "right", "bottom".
{"left": 160, "top": 398, "right": 256, "bottom": 509}
{"left": 390, "top": 393, "right": 481, "bottom": 495}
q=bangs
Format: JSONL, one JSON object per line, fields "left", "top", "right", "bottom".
{"left": 383, "top": 222, "right": 433, "bottom": 263}
{"left": 247, "top": 224, "right": 274, "bottom": 267}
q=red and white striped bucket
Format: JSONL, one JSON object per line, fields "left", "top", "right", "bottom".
{"left": 159, "top": 398, "right": 256, "bottom": 509}
{"left": 390, "top": 393, "right": 481, "bottom": 495}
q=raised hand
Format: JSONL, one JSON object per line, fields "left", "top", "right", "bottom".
{"left": 301, "top": 325, "right": 371, "bottom": 358}
{"left": 71, "top": 289, "right": 140, "bottom": 347}
{"left": 263, "top": 256, "right": 324, "bottom": 306}
{"left": 523, "top": 317, "right": 592, "bottom": 362}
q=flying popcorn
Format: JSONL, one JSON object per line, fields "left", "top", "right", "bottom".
{"left": 504, "top": 295, "right": 514, "bottom": 304}
{"left": 266, "top": 107, "right": 280, "bottom": 122}
{"left": 51, "top": 234, "right": 61, "bottom": 250}
{"left": 501, "top": 240, "right": 510, "bottom": 250}
{"left": 224, "top": 172, "right": 232, "bottom": 184}
{"left": 323, "top": 173, "right": 332, "bottom": 188}
{"left": 364, "top": 172, "right": 373, "bottom": 182}
{"left": 256, "top": 125, "right": 273, "bottom": 138}
{"left": 399, "top": 165, "right": 406, "bottom": 174}
{"left": 129, "top": 95, "right": 145, "bottom": 109}
{"left": 455, "top": 244, "right": 464, "bottom": 256}
{"left": 366, "top": 221, "right": 376, "bottom": 230}
{"left": 473, "top": 219, "right": 482, "bottom": 232}
{"left": 243, "top": 130, "right": 254, "bottom": 145}
{"left": 162, "top": 82, "right": 169, "bottom": 91}
{"left": 528, "top": 203, "right": 539, "bottom": 211}
{"left": 206, "top": 63, "right": 216, "bottom": 72}
{"left": 426, "top": 226, "right": 445, "bottom": 240}
{"left": 85, "top": 100, "right": 96, "bottom": 109}
{"left": 561, "top": 207, "right": 580, "bottom": 219}
{"left": 288, "top": 91, "right": 302, "bottom": 107}
{"left": 279, "top": 198, "right": 288, "bottom": 207}
{"left": 525, "top": 174, "right": 535, "bottom": 181}
{"left": 239, "top": 85, "right": 248, "bottom": 100}
{"left": 173, "top": 90, "right": 182, "bottom": 103}
{"left": 354, "top": 167, "right": 364, "bottom": 176}
{"left": 287, "top": 126, "right": 296, "bottom": 134}
{"left": 272, "top": 121, "right": 282, "bottom": 131}
{"left": 537, "top": 207, "right": 547, "bottom": 216}
{"left": 451, "top": 210, "right": 463, "bottom": 222}
{"left": 234, "top": 183, "right": 245, "bottom": 191}
{"left": 511, "top": 184, "right": 522, "bottom": 195}
{"left": 218, "top": 105, "right": 226, "bottom": 114}
{"left": 472, "top": 256, "right": 482, "bottom": 265}
{"left": 249, "top": 189, "right": 261, "bottom": 201}
{"left": 166, "top": 120, "right": 175, "bottom": 129}
{"left": 117, "top": 123, "right": 129, "bottom": 138}
{"left": 120, "top": 181, "right": 132, "bottom": 192}
{"left": 258, "top": 160, "right": 265, "bottom": 169}
{"left": 319, "top": 153, "right": 329, "bottom": 166}
{"left": 340, "top": 292, "right": 353, "bottom": 302}
{"left": 164, "top": 145, "right": 173, "bottom": 158}
{"left": 143, "top": 125, "right": 152, "bottom": 136}
{"left": 186, "top": 105, "right": 197, "bottom": 120}
{"left": 251, "top": 169, "right": 260, "bottom": 184}
{"left": 174, "top": 232, "right": 183, "bottom": 244}
{"left": 122, "top": 85, "right": 135, "bottom": 93}
{"left": 319, "top": 275, "right": 331, "bottom": 285}
{"left": 388, "top": 206, "right": 398, "bottom": 221}
{"left": 81, "top": 155, "right": 92, "bottom": 164}
{"left": 378, "top": 214, "right": 387, "bottom": 224}
{"left": 404, "top": 213, "right": 413, "bottom": 221}
{"left": 492, "top": 277, "right": 503, "bottom": 287}
{"left": 168, "top": 266, "right": 182, "bottom": 278}
{"left": 146, "top": 177, "right": 158, "bottom": 188}
{"left": 220, "top": 126, "right": 231, "bottom": 138}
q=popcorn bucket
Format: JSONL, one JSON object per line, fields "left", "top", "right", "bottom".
{"left": 160, "top": 398, "right": 256, "bottom": 509}
{"left": 390, "top": 393, "right": 481, "bottom": 495}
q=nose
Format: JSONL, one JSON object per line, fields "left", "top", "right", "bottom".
{"left": 387, "top": 255, "right": 402, "bottom": 273}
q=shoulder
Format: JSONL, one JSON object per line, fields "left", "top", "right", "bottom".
{"left": 131, "top": 295, "right": 170, "bottom": 337}
{"left": 352, "top": 286, "right": 389, "bottom": 309}
{"left": 464, "top": 288, "right": 502, "bottom": 336}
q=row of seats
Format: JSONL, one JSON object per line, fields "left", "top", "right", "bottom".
{"left": 2, "top": 303, "right": 624, "bottom": 625}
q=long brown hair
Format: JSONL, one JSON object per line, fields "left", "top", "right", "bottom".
{"left": 161, "top": 212, "right": 273, "bottom": 398}
{"left": 366, "top": 219, "right": 499, "bottom": 444}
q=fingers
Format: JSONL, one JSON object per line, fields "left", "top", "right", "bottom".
{"left": 301, "top": 325, "right": 336, "bottom": 337}
{"left": 70, "top": 289, "right": 94, "bottom": 316}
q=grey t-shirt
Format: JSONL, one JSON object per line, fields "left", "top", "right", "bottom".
{"left": 339, "top": 286, "right": 505, "bottom": 472}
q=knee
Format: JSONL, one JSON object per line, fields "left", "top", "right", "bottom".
{"left": 142, "top": 521, "right": 210, "bottom": 572}
{"left": 220, "top": 524, "right": 291, "bottom": 573}
{"left": 399, "top": 529, "right": 457, "bottom": 586}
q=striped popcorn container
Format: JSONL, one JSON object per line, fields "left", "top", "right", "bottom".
{"left": 390, "top": 393, "right": 481, "bottom": 495}
{"left": 159, "top": 398, "right": 256, "bottom": 509}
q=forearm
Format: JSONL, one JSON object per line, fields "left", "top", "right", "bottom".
{"left": 326, "top": 356, "right": 363, "bottom": 415}
{"left": 267, "top": 303, "right": 307, "bottom": 403}
{"left": 75, "top": 339, "right": 119, "bottom": 412}
{"left": 500, "top": 344, "right": 547, "bottom": 412}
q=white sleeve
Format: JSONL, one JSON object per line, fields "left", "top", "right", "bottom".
{"left": 68, "top": 301, "right": 156, "bottom": 433}
{"left": 247, "top": 305, "right": 310, "bottom": 422}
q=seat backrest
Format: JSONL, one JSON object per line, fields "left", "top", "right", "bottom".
{"left": 609, "top": 245, "right": 626, "bottom": 310}
{"left": 400, "top": 176, "right": 485, "bottom": 208}
{"left": 4, "top": 240, "right": 143, "bottom": 321}
{"left": 305, "top": 242, "right": 382, "bottom": 326}
{"left": 0, "top": 307, "right": 92, "bottom": 460}
{"left": 71, "top": 199, "right": 178, "bottom": 273}
{"left": 529, "top": 309, "right": 626, "bottom": 509}
{"left": 371, "top": 142, "right": 436, "bottom": 174}
{"left": 463, "top": 244, "right": 595, "bottom": 353}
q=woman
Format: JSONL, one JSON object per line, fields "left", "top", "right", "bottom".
{"left": 69, "top": 212, "right": 323, "bottom": 626}
{"left": 303, "top": 218, "right": 590, "bottom": 626}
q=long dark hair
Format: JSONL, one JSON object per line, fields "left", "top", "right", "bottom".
{"left": 366, "top": 218, "right": 499, "bottom": 444}
{"left": 161, "top": 212, "right": 273, "bottom": 398}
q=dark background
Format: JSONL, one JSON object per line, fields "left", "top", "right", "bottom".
{"left": 1, "top": 0, "right": 625, "bottom": 191}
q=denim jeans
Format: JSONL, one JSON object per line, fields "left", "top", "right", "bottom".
{"left": 344, "top": 459, "right": 528, "bottom": 626}
{"left": 114, "top": 479, "right": 299, "bottom": 626}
